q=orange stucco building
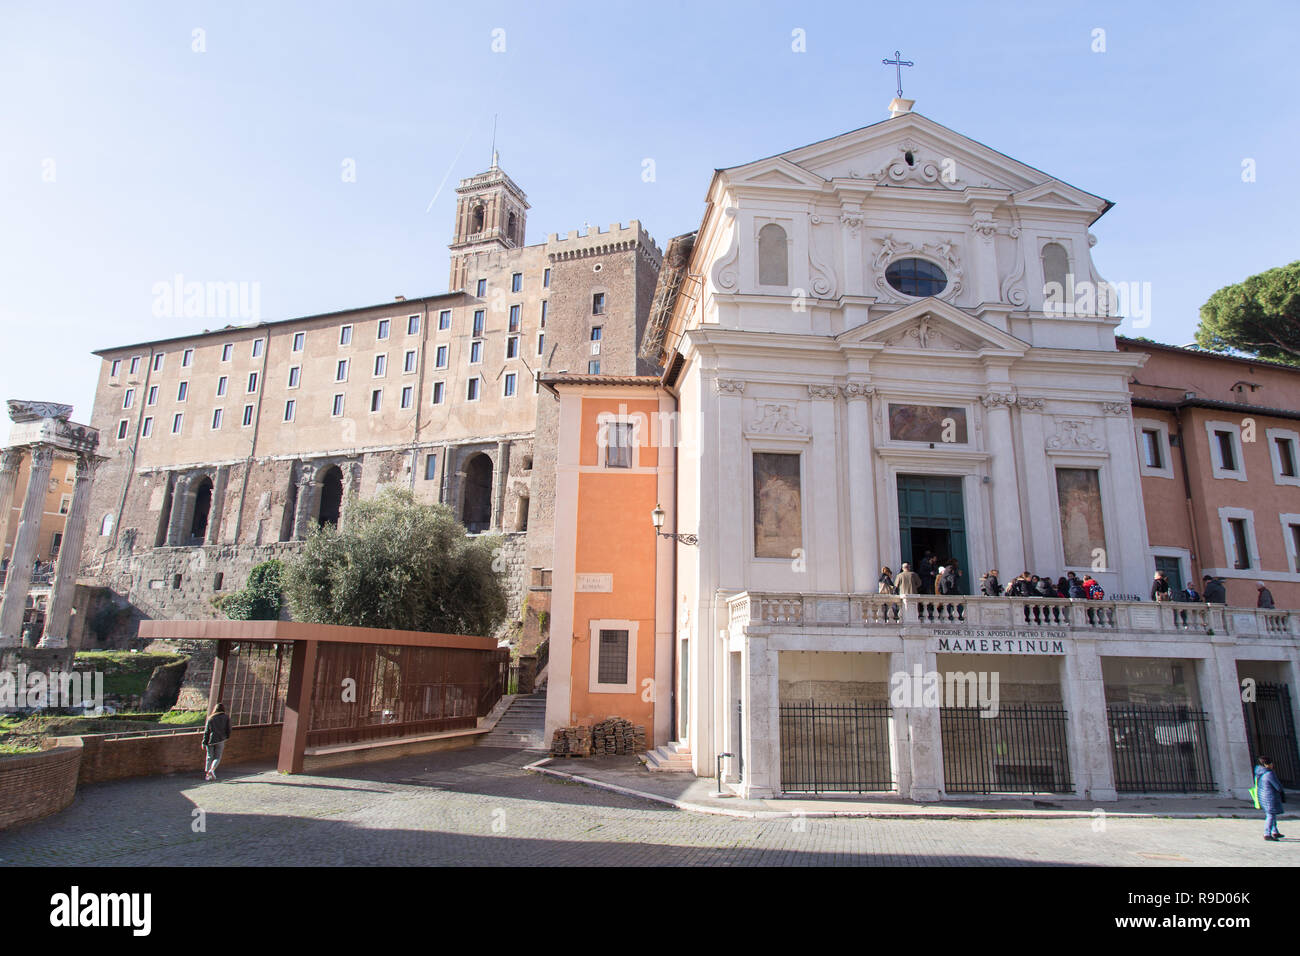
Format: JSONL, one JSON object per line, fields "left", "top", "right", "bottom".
{"left": 1121, "top": 337, "right": 1300, "bottom": 608}
{"left": 542, "top": 375, "right": 676, "bottom": 748}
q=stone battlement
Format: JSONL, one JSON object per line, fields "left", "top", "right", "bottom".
{"left": 546, "top": 221, "right": 663, "bottom": 265}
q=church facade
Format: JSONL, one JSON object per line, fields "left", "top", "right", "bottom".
{"left": 544, "top": 102, "right": 1300, "bottom": 800}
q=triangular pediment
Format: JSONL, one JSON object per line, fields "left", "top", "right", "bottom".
{"left": 1013, "top": 181, "right": 1101, "bottom": 211}
{"left": 837, "top": 298, "right": 1029, "bottom": 356}
{"left": 727, "top": 156, "right": 826, "bottom": 190}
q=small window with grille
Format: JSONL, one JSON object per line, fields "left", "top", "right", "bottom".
{"left": 597, "top": 630, "right": 629, "bottom": 684}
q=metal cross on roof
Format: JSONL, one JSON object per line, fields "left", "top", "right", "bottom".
{"left": 882, "top": 50, "right": 914, "bottom": 98}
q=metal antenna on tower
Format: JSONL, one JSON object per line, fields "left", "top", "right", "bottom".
{"left": 490, "top": 114, "right": 499, "bottom": 167}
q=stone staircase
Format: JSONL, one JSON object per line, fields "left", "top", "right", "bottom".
{"left": 640, "top": 741, "right": 693, "bottom": 772}
{"left": 478, "top": 692, "right": 548, "bottom": 751}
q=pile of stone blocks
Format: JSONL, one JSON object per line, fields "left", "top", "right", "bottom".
{"left": 550, "top": 726, "right": 592, "bottom": 757}
{"left": 590, "top": 718, "right": 647, "bottom": 756}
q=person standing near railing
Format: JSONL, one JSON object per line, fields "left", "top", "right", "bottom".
{"left": 1203, "top": 575, "right": 1227, "bottom": 604}
{"left": 1151, "top": 570, "right": 1172, "bottom": 602}
{"left": 878, "top": 566, "right": 896, "bottom": 594}
{"left": 894, "top": 563, "right": 920, "bottom": 595}
{"left": 202, "top": 702, "right": 232, "bottom": 781}
{"left": 1254, "top": 756, "right": 1286, "bottom": 841}
{"left": 979, "top": 569, "right": 1000, "bottom": 596}
{"left": 1257, "top": 582, "right": 1276, "bottom": 609}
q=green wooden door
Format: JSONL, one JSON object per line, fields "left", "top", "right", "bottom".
{"left": 897, "top": 474, "right": 970, "bottom": 594}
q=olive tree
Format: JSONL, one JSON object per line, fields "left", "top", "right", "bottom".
{"left": 282, "top": 488, "right": 507, "bottom": 637}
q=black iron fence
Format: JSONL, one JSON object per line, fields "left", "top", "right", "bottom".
{"left": 779, "top": 701, "right": 894, "bottom": 793}
{"left": 939, "top": 704, "right": 1073, "bottom": 793}
{"left": 1107, "top": 703, "right": 1215, "bottom": 793}
{"left": 1242, "top": 683, "right": 1300, "bottom": 789}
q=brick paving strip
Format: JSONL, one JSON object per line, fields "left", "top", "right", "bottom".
{"left": 0, "top": 748, "right": 1293, "bottom": 866}
{"left": 526, "top": 755, "right": 1292, "bottom": 821}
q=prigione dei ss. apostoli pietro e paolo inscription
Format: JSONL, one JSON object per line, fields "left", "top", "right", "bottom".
{"left": 933, "top": 629, "right": 1069, "bottom": 655}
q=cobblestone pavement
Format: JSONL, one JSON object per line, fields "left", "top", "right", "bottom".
{"left": 1, "top": 748, "right": 1293, "bottom": 866}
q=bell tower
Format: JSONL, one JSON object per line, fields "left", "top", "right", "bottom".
{"left": 448, "top": 152, "right": 530, "bottom": 291}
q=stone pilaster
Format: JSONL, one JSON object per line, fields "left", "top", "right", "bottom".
{"left": 291, "top": 464, "right": 318, "bottom": 539}
{"left": 165, "top": 474, "right": 192, "bottom": 546}
{"left": 39, "top": 454, "right": 99, "bottom": 648}
{"left": 0, "top": 444, "right": 56, "bottom": 646}
{"left": 206, "top": 466, "right": 229, "bottom": 545}
{"left": 843, "top": 383, "right": 877, "bottom": 591}
{"left": 0, "top": 447, "right": 23, "bottom": 552}
{"left": 902, "top": 633, "right": 942, "bottom": 800}
{"left": 1059, "top": 639, "right": 1116, "bottom": 799}
{"left": 981, "top": 391, "right": 1026, "bottom": 574}
{"left": 340, "top": 461, "right": 362, "bottom": 529}
{"left": 492, "top": 441, "right": 509, "bottom": 531}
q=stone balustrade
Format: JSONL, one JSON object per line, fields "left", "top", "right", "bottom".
{"left": 727, "top": 591, "right": 1300, "bottom": 640}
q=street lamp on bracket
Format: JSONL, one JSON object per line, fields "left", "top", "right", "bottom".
{"left": 651, "top": 503, "right": 698, "bottom": 546}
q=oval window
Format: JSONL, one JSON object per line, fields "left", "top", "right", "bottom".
{"left": 885, "top": 258, "right": 947, "bottom": 297}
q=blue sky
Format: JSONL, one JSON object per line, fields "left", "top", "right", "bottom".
{"left": 3, "top": 0, "right": 1298, "bottom": 422}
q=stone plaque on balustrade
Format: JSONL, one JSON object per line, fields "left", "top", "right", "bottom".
{"left": 1232, "top": 613, "right": 1257, "bottom": 635}
{"left": 1128, "top": 606, "right": 1158, "bottom": 629}
{"left": 815, "top": 598, "right": 850, "bottom": 624}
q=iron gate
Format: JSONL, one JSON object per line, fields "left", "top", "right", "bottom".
{"left": 939, "top": 704, "right": 1073, "bottom": 793}
{"left": 1243, "top": 683, "right": 1300, "bottom": 788}
{"left": 1107, "top": 704, "right": 1215, "bottom": 793}
{"left": 779, "top": 701, "right": 894, "bottom": 793}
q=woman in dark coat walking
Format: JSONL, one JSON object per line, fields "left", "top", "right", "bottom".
{"left": 1255, "top": 755, "right": 1286, "bottom": 840}
{"left": 203, "top": 702, "right": 232, "bottom": 781}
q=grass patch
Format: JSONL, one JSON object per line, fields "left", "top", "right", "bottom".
{"left": 0, "top": 742, "right": 42, "bottom": 756}
{"left": 157, "top": 710, "right": 207, "bottom": 727}
{"left": 74, "top": 651, "right": 185, "bottom": 697}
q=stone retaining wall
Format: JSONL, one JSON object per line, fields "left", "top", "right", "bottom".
{"left": 67, "top": 723, "right": 281, "bottom": 785}
{"left": 0, "top": 740, "right": 83, "bottom": 831}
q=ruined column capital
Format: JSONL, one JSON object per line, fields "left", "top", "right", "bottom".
{"left": 0, "top": 447, "right": 22, "bottom": 472}
{"left": 841, "top": 383, "right": 876, "bottom": 402}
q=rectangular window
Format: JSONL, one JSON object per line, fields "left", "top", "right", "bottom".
{"left": 1142, "top": 429, "right": 1163, "bottom": 469}
{"left": 597, "top": 629, "right": 629, "bottom": 684}
{"left": 252, "top": 338, "right": 264, "bottom": 358}
{"left": 509, "top": 304, "right": 521, "bottom": 332}
{"left": 592, "top": 292, "right": 605, "bottom": 315}
{"left": 1056, "top": 468, "right": 1107, "bottom": 568}
{"left": 407, "top": 314, "right": 420, "bottom": 335}
{"left": 1276, "top": 436, "right": 1298, "bottom": 478}
{"left": 476, "top": 278, "right": 487, "bottom": 297}
{"left": 435, "top": 345, "right": 448, "bottom": 368}
{"left": 171, "top": 413, "right": 183, "bottom": 435}
{"left": 377, "top": 318, "right": 390, "bottom": 340}
{"left": 540, "top": 300, "right": 548, "bottom": 327}
{"left": 374, "top": 354, "right": 387, "bottom": 376}
{"left": 116, "top": 419, "right": 128, "bottom": 440}
{"left": 588, "top": 360, "right": 601, "bottom": 375}
{"left": 332, "top": 394, "right": 344, "bottom": 417}
{"left": 1216, "top": 430, "right": 1237, "bottom": 471}
{"left": 370, "top": 389, "right": 382, "bottom": 412}
{"left": 1292, "top": 524, "right": 1300, "bottom": 573}
{"left": 424, "top": 454, "right": 437, "bottom": 481}
{"left": 467, "top": 378, "right": 480, "bottom": 402}
{"left": 504, "top": 372, "right": 516, "bottom": 397}
{"left": 284, "top": 399, "right": 296, "bottom": 422}
{"left": 438, "top": 309, "right": 451, "bottom": 330}
{"left": 537, "top": 333, "right": 545, "bottom": 356}
{"left": 543, "top": 268, "right": 550, "bottom": 288}
{"left": 605, "top": 422, "right": 633, "bottom": 468}
{"left": 211, "top": 408, "right": 223, "bottom": 430}
{"left": 147, "top": 385, "right": 158, "bottom": 406}
{"left": 292, "top": 332, "right": 305, "bottom": 352}
{"left": 400, "top": 385, "right": 413, "bottom": 409}
{"left": 129, "top": 356, "right": 140, "bottom": 375}
{"left": 432, "top": 382, "right": 445, "bottom": 405}
{"left": 470, "top": 341, "right": 483, "bottom": 364}
{"left": 59, "top": 495, "right": 70, "bottom": 515}
{"left": 123, "top": 388, "right": 134, "bottom": 409}
{"left": 591, "top": 326, "right": 603, "bottom": 341}
{"left": 247, "top": 372, "right": 259, "bottom": 393}
{"left": 506, "top": 336, "right": 519, "bottom": 359}
{"left": 110, "top": 359, "right": 121, "bottom": 376}
{"left": 152, "top": 353, "right": 164, "bottom": 372}
{"left": 511, "top": 272, "right": 522, "bottom": 293}
{"left": 221, "top": 343, "right": 233, "bottom": 362}
{"left": 1229, "top": 517, "right": 1251, "bottom": 569}
{"left": 340, "top": 325, "right": 353, "bottom": 346}
{"left": 182, "top": 348, "right": 194, "bottom": 367}
{"left": 473, "top": 310, "right": 485, "bottom": 336}
{"left": 242, "top": 405, "right": 254, "bottom": 427}
{"left": 403, "top": 349, "right": 417, "bottom": 373}
{"left": 288, "top": 366, "right": 301, "bottom": 388}
{"left": 336, "top": 359, "right": 349, "bottom": 382}
{"left": 216, "top": 377, "right": 227, "bottom": 398}
{"left": 753, "top": 452, "right": 803, "bottom": 558}
{"left": 177, "top": 381, "right": 188, "bottom": 402}
{"left": 142, "top": 417, "right": 153, "bottom": 438}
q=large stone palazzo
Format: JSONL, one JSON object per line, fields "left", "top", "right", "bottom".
{"left": 0, "top": 401, "right": 100, "bottom": 648}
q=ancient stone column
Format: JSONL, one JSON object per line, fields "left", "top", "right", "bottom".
{"left": 291, "top": 464, "right": 318, "bottom": 539}
{"left": 165, "top": 473, "right": 192, "bottom": 546}
{"left": 0, "top": 444, "right": 55, "bottom": 646}
{"left": 206, "top": 465, "right": 229, "bottom": 545}
{"left": 0, "top": 446, "right": 23, "bottom": 552}
{"left": 39, "top": 454, "right": 99, "bottom": 648}
{"left": 492, "top": 441, "right": 509, "bottom": 531}
{"left": 339, "top": 461, "right": 362, "bottom": 529}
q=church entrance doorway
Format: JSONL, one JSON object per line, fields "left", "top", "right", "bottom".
{"left": 897, "top": 474, "right": 969, "bottom": 595}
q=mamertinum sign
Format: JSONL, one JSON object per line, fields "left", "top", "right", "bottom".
{"left": 933, "top": 628, "right": 1069, "bottom": 655}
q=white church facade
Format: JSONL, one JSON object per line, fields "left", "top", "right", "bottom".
{"left": 612, "top": 104, "right": 1300, "bottom": 800}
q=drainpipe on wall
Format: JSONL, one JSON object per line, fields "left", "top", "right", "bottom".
{"left": 409, "top": 300, "right": 432, "bottom": 492}
{"left": 231, "top": 322, "right": 271, "bottom": 545}
{"left": 1172, "top": 404, "right": 1206, "bottom": 587}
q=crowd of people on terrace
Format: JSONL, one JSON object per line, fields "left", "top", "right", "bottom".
{"left": 876, "top": 552, "right": 1282, "bottom": 608}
